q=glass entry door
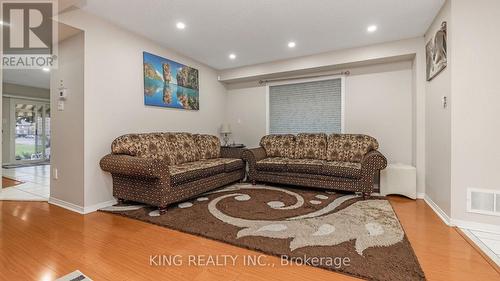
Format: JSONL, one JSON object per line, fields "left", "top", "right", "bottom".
{"left": 11, "top": 100, "right": 51, "bottom": 162}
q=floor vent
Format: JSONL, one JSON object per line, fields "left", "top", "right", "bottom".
{"left": 467, "top": 188, "right": 500, "bottom": 216}
{"left": 55, "top": 270, "right": 92, "bottom": 281}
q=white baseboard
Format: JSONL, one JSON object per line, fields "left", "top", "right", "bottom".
{"left": 417, "top": 192, "right": 425, "bottom": 199}
{"left": 49, "top": 197, "right": 85, "bottom": 214}
{"left": 422, "top": 193, "right": 500, "bottom": 234}
{"left": 47, "top": 192, "right": 500, "bottom": 234}
{"left": 49, "top": 197, "right": 116, "bottom": 215}
{"left": 423, "top": 194, "right": 452, "bottom": 226}
{"left": 83, "top": 199, "right": 117, "bottom": 214}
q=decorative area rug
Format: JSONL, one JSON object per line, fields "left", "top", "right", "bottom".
{"left": 2, "top": 177, "right": 24, "bottom": 188}
{"left": 101, "top": 184, "right": 425, "bottom": 281}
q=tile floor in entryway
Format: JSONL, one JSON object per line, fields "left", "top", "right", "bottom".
{"left": 461, "top": 228, "right": 500, "bottom": 266}
{"left": 1, "top": 165, "right": 50, "bottom": 201}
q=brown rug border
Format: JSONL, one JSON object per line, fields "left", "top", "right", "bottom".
{"left": 386, "top": 199, "right": 426, "bottom": 280}
{"left": 100, "top": 193, "right": 425, "bottom": 281}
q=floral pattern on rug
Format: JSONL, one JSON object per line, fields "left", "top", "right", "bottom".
{"left": 204, "top": 185, "right": 403, "bottom": 255}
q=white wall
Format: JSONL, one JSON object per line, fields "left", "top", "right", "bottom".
{"left": 225, "top": 83, "right": 267, "bottom": 148}
{"left": 223, "top": 38, "right": 426, "bottom": 194}
{"left": 2, "top": 83, "right": 50, "bottom": 99}
{"left": 220, "top": 37, "right": 425, "bottom": 193}
{"left": 225, "top": 61, "right": 414, "bottom": 165}
{"left": 219, "top": 38, "right": 426, "bottom": 83}
{"left": 450, "top": 0, "right": 500, "bottom": 225}
{"left": 52, "top": 8, "right": 432, "bottom": 212}
{"left": 345, "top": 62, "right": 413, "bottom": 165}
{"left": 50, "top": 32, "right": 85, "bottom": 207}
{"left": 58, "top": 10, "right": 227, "bottom": 209}
{"left": 422, "top": 0, "right": 500, "bottom": 228}
{"left": 424, "top": 0, "right": 452, "bottom": 216}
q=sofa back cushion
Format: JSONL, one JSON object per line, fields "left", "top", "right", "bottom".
{"left": 111, "top": 133, "right": 168, "bottom": 159}
{"left": 194, "top": 134, "right": 221, "bottom": 159}
{"left": 111, "top": 132, "right": 200, "bottom": 165}
{"left": 260, "top": 134, "right": 296, "bottom": 158}
{"left": 327, "top": 134, "right": 379, "bottom": 163}
{"left": 294, "top": 133, "right": 327, "bottom": 160}
{"left": 170, "top": 133, "right": 200, "bottom": 164}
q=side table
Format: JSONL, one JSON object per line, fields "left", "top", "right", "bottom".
{"left": 220, "top": 144, "right": 246, "bottom": 159}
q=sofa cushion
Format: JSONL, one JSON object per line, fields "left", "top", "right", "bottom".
{"left": 219, "top": 158, "right": 245, "bottom": 172}
{"left": 168, "top": 133, "right": 201, "bottom": 164}
{"left": 195, "top": 134, "right": 221, "bottom": 159}
{"left": 287, "top": 158, "right": 325, "bottom": 174}
{"left": 169, "top": 160, "right": 225, "bottom": 186}
{"left": 260, "top": 135, "right": 296, "bottom": 158}
{"left": 327, "top": 134, "right": 379, "bottom": 163}
{"left": 294, "top": 133, "right": 327, "bottom": 160}
{"left": 112, "top": 133, "right": 170, "bottom": 159}
{"left": 256, "top": 157, "right": 289, "bottom": 172}
{"left": 320, "top": 161, "right": 362, "bottom": 179}
{"left": 111, "top": 132, "right": 200, "bottom": 165}
{"left": 204, "top": 158, "right": 244, "bottom": 173}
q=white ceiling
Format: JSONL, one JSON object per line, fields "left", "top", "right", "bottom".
{"left": 3, "top": 69, "right": 50, "bottom": 89}
{"left": 1, "top": 24, "right": 82, "bottom": 90}
{"left": 81, "top": 0, "right": 443, "bottom": 70}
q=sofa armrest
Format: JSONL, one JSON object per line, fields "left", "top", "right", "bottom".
{"left": 361, "top": 150, "right": 387, "bottom": 171}
{"left": 100, "top": 154, "right": 169, "bottom": 179}
{"left": 242, "top": 147, "right": 267, "bottom": 180}
{"left": 243, "top": 147, "right": 267, "bottom": 163}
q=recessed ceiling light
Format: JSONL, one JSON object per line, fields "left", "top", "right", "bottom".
{"left": 42, "top": 67, "right": 50, "bottom": 72}
{"left": 288, "top": 41, "right": 296, "bottom": 48}
{"left": 229, "top": 53, "right": 236, "bottom": 60}
{"left": 176, "top": 22, "right": 186, "bottom": 29}
{"left": 367, "top": 25, "right": 378, "bottom": 33}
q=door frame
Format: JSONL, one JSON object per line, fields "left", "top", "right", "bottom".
{"left": 8, "top": 97, "right": 50, "bottom": 164}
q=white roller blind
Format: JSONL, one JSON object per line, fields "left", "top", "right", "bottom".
{"left": 269, "top": 78, "right": 343, "bottom": 134}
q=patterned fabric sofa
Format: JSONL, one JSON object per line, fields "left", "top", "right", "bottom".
{"left": 243, "top": 133, "right": 387, "bottom": 198}
{"left": 100, "top": 132, "right": 245, "bottom": 213}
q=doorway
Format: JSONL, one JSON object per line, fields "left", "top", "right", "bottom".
{"left": 1, "top": 71, "right": 51, "bottom": 201}
{"left": 11, "top": 99, "right": 51, "bottom": 164}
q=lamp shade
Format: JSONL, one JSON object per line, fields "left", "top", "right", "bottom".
{"left": 220, "top": 123, "right": 232, "bottom": 134}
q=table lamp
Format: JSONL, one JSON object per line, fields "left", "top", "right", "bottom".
{"left": 220, "top": 124, "right": 232, "bottom": 146}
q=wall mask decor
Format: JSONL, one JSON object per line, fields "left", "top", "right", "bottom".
{"left": 426, "top": 21, "right": 447, "bottom": 81}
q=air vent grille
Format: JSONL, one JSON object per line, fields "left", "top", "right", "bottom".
{"left": 467, "top": 188, "right": 500, "bottom": 216}
{"left": 497, "top": 194, "right": 500, "bottom": 214}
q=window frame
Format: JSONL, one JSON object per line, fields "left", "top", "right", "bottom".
{"left": 265, "top": 75, "right": 346, "bottom": 135}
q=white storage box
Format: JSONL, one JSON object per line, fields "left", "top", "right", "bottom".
{"left": 380, "top": 163, "right": 417, "bottom": 199}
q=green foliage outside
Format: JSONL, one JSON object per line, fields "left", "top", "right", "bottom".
{"left": 15, "top": 143, "right": 44, "bottom": 160}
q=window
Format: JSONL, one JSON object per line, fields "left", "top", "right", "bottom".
{"left": 268, "top": 78, "right": 343, "bottom": 134}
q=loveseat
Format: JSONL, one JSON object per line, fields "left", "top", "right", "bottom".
{"left": 100, "top": 132, "right": 245, "bottom": 213}
{"left": 243, "top": 133, "right": 387, "bottom": 198}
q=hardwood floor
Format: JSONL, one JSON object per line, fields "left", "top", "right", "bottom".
{"left": 0, "top": 196, "right": 499, "bottom": 281}
{"left": 1, "top": 177, "right": 24, "bottom": 188}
